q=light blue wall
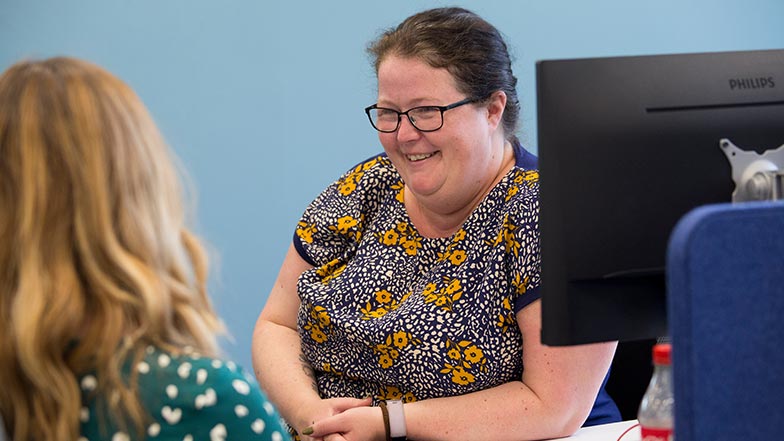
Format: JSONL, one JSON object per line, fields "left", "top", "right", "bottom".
{"left": 3, "top": 0, "right": 783, "bottom": 371}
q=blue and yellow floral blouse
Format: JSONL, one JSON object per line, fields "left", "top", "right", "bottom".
{"left": 293, "top": 141, "right": 542, "bottom": 394}
{"left": 292, "top": 143, "right": 620, "bottom": 427}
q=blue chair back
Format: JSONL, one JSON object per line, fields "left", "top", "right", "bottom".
{"left": 667, "top": 201, "right": 784, "bottom": 440}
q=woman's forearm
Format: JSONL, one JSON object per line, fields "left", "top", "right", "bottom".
{"left": 252, "top": 319, "right": 321, "bottom": 429}
{"left": 405, "top": 380, "right": 591, "bottom": 441}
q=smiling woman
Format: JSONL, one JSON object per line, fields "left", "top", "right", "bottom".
{"left": 252, "top": 7, "right": 619, "bottom": 441}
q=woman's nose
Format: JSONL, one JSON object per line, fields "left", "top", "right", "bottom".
{"left": 396, "top": 115, "right": 421, "bottom": 142}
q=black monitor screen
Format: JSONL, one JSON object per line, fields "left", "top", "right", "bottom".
{"left": 537, "top": 49, "right": 784, "bottom": 345}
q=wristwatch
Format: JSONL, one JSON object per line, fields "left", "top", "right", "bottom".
{"left": 386, "top": 400, "right": 407, "bottom": 441}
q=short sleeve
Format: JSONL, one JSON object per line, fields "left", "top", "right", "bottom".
{"left": 293, "top": 154, "right": 395, "bottom": 267}
{"left": 506, "top": 169, "right": 542, "bottom": 314}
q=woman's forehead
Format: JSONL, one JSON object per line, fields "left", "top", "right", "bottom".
{"left": 377, "top": 56, "right": 459, "bottom": 106}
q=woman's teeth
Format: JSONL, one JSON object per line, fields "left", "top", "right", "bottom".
{"left": 407, "top": 152, "right": 434, "bottom": 162}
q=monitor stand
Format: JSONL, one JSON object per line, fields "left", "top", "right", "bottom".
{"left": 720, "top": 138, "right": 784, "bottom": 202}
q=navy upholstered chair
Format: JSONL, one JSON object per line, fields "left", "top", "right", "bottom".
{"left": 667, "top": 201, "right": 784, "bottom": 441}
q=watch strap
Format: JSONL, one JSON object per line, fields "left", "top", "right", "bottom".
{"left": 386, "top": 399, "right": 407, "bottom": 440}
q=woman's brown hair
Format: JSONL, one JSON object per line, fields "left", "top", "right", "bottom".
{"left": 368, "top": 7, "right": 521, "bottom": 141}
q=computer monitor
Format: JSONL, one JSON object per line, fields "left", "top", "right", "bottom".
{"left": 537, "top": 48, "right": 784, "bottom": 346}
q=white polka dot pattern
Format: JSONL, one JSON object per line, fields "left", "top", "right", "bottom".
{"left": 232, "top": 379, "right": 250, "bottom": 395}
{"left": 157, "top": 354, "right": 171, "bottom": 368}
{"left": 161, "top": 406, "right": 182, "bottom": 424}
{"left": 78, "top": 348, "right": 290, "bottom": 440}
{"left": 177, "top": 362, "right": 192, "bottom": 379}
{"left": 196, "top": 368, "right": 208, "bottom": 385}
{"left": 251, "top": 419, "right": 265, "bottom": 434}
{"left": 80, "top": 375, "right": 97, "bottom": 391}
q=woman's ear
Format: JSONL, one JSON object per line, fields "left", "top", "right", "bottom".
{"left": 485, "top": 90, "right": 507, "bottom": 130}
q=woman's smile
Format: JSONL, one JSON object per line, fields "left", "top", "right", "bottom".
{"left": 406, "top": 151, "right": 438, "bottom": 162}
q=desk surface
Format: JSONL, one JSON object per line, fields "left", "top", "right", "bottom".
{"left": 554, "top": 420, "right": 640, "bottom": 441}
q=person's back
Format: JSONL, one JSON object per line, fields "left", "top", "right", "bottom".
{"left": 79, "top": 346, "right": 284, "bottom": 440}
{"left": 0, "top": 57, "right": 289, "bottom": 441}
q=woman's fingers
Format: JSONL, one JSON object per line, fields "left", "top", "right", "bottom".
{"left": 328, "top": 396, "right": 373, "bottom": 414}
{"left": 301, "top": 397, "right": 376, "bottom": 439}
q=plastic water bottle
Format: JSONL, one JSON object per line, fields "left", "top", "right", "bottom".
{"left": 637, "top": 342, "right": 674, "bottom": 441}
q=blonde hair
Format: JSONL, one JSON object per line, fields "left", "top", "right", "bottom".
{"left": 0, "top": 57, "right": 224, "bottom": 440}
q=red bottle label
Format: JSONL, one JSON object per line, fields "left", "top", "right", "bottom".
{"left": 640, "top": 426, "right": 673, "bottom": 441}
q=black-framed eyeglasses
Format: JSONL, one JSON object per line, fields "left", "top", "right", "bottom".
{"left": 364, "top": 96, "right": 483, "bottom": 133}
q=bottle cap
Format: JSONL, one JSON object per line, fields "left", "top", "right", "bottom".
{"left": 652, "top": 343, "right": 671, "bottom": 365}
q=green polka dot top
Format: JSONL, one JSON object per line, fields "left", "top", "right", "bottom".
{"left": 78, "top": 346, "right": 290, "bottom": 441}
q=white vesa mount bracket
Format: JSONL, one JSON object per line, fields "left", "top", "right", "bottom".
{"left": 720, "top": 138, "right": 784, "bottom": 202}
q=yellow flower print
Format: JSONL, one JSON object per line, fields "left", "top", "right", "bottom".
{"left": 373, "top": 331, "right": 420, "bottom": 369}
{"left": 453, "top": 229, "right": 466, "bottom": 242}
{"left": 329, "top": 215, "right": 359, "bottom": 235}
{"left": 322, "top": 363, "right": 343, "bottom": 376}
{"left": 422, "top": 278, "right": 463, "bottom": 312}
{"left": 512, "top": 169, "right": 539, "bottom": 185}
{"left": 315, "top": 259, "right": 346, "bottom": 284}
{"left": 379, "top": 385, "right": 404, "bottom": 401}
{"left": 392, "top": 181, "right": 405, "bottom": 203}
{"left": 381, "top": 229, "right": 400, "bottom": 246}
{"left": 338, "top": 180, "right": 357, "bottom": 196}
{"left": 376, "top": 222, "right": 421, "bottom": 256}
{"left": 497, "top": 297, "right": 516, "bottom": 332}
{"left": 378, "top": 385, "right": 417, "bottom": 403}
{"left": 311, "top": 306, "right": 331, "bottom": 328}
{"left": 374, "top": 343, "right": 398, "bottom": 370}
{"left": 451, "top": 366, "right": 476, "bottom": 385}
{"left": 463, "top": 345, "right": 484, "bottom": 364}
{"left": 447, "top": 249, "right": 467, "bottom": 266}
{"left": 511, "top": 273, "right": 529, "bottom": 296}
{"left": 504, "top": 229, "right": 521, "bottom": 257}
{"left": 400, "top": 238, "right": 421, "bottom": 256}
{"left": 522, "top": 170, "right": 539, "bottom": 182}
{"left": 310, "top": 327, "right": 327, "bottom": 343}
{"left": 360, "top": 291, "right": 411, "bottom": 320}
{"left": 362, "top": 157, "right": 379, "bottom": 171}
{"left": 497, "top": 313, "right": 515, "bottom": 332}
{"left": 502, "top": 297, "right": 512, "bottom": 310}
{"left": 363, "top": 306, "right": 388, "bottom": 319}
{"left": 378, "top": 353, "right": 394, "bottom": 369}
{"left": 392, "top": 331, "right": 409, "bottom": 349}
{"left": 296, "top": 221, "right": 317, "bottom": 244}
{"left": 303, "top": 302, "right": 332, "bottom": 344}
{"left": 440, "top": 363, "right": 471, "bottom": 383}
{"left": 442, "top": 339, "right": 486, "bottom": 385}
{"left": 443, "top": 278, "right": 462, "bottom": 296}
{"left": 491, "top": 214, "right": 522, "bottom": 257}
{"left": 375, "top": 289, "right": 392, "bottom": 304}
{"left": 505, "top": 185, "right": 519, "bottom": 202}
